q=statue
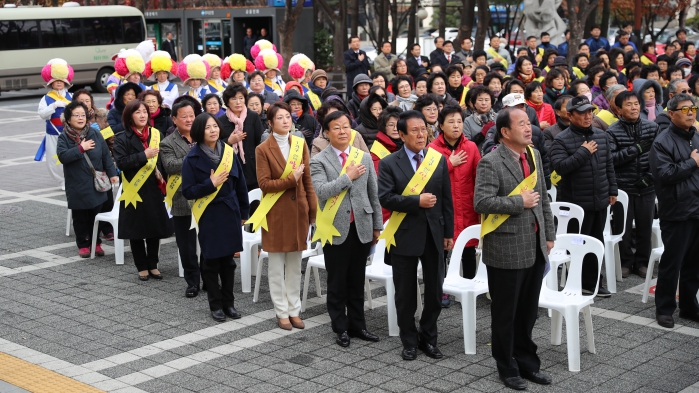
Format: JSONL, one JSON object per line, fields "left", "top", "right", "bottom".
{"left": 522, "top": 0, "right": 567, "bottom": 46}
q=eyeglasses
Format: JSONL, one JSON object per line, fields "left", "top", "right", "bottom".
{"left": 72, "top": 114, "right": 87, "bottom": 118}
{"left": 423, "top": 107, "right": 439, "bottom": 113}
{"left": 676, "top": 106, "right": 699, "bottom": 114}
{"left": 679, "top": 90, "right": 691, "bottom": 94}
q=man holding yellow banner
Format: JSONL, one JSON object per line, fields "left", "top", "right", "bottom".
{"left": 310, "top": 111, "right": 383, "bottom": 348}
{"left": 377, "top": 110, "right": 454, "bottom": 361}
{"left": 474, "top": 107, "right": 555, "bottom": 390}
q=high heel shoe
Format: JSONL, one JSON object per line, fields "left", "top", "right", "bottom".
{"left": 277, "top": 317, "right": 292, "bottom": 330}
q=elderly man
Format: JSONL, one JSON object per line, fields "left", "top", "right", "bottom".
{"left": 649, "top": 93, "right": 699, "bottom": 328}
{"left": 656, "top": 79, "right": 692, "bottom": 131}
{"left": 550, "top": 96, "right": 618, "bottom": 297}
{"left": 474, "top": 107, "right": 555, "bottom": 390}
{"left": 377, "top": 110, "right": 454, "bottom": 361}
{"left": 486, "top": 36, "right": 512, "bottom": 69}
{"left": 374, "top": 41, "right": 397, "bottom": 80}
{"left": 592, "top": 84, "right": 626, "bottom": 131}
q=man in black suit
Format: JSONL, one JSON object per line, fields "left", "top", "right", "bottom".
{"left": 378, "top": 110, "right": 454, "bottom": 361}
{"left": 431, "top": 40, "right": 455, "bottom": 69}
{"left": 406, "top": 44, "right": 430, "bottom": 78}
{"left": 429, "top": 36, "right": 445, "bottom": 66}
{"left": 161, "top": 32, "right": 177, "bottom": 61}
{"left": 343, "top": 35, "right": 371, "bottom": 92}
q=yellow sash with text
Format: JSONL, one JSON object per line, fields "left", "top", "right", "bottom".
{"left": 480, "top": 145, "right": 538, "bottom": 238}
{"left": 313, "top": 147, "right": 365, "bottom": 245}
{"left": 379, "top": 148, "right": 442, "bottom": 251}
{"left": 550, "top": 171, "right": 561, "bottom": 186}
{"left": 370, "top": 141, "right": 391, "bottom": 160}
{"left": 119, "top": 129, "right": 161, "bottom": 209}
{"left": 164, "top": 174, "right": 181, "bottom": 211}
{"left": 190, "top": 143, "right": 235, "bottom": 229}
{"left": 248, "top": 135, "right": 305, "bottom": 232}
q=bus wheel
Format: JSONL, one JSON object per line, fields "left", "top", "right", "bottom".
{"left": 93, "top": 67, "right": 114, "bottom": 93}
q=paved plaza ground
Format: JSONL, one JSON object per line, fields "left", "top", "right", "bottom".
{"left": 0, "top": 91, "right": 698, "bottom": 392}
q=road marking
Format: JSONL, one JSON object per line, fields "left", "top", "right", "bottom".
{"left": 0, "top": 190, "right": 66, "bottom": 207}
{"left": 0, "top": 351, "right": 106, "bottom": 393}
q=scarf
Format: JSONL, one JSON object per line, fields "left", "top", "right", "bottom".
{"left": 526, "top": 99, "right": 544, "bottom": 112}
{"left": 645, "top": 99, "right": 657, "bottom": 121}
{"left": 149, "top": 107, "right": 161, "bottom": 127}
{"left": 64, "top": 123, "right": 89, "bottom": 145}
{"left": 225, "top": 107, "right": 247, "bottom": 164}
{"left": 132, "top": 126, "right": 150, "bottom": 149}
{"left": 200, "top": 139, "right": 223, "bottom": 165}
{"left": 518, "top": 72, "right": 535, "bottom": 85}
{"left": 396, "top": 94, "right": 418, "bottom": 111}
{"left": 616, "top": 65, "right": 625, "bottom": 72}
{"left": 472, "top": 109, "right": 496, "bottom": 127}
{"left": 643, "top": 53, "right": 657, "bottom": 63}
{"left": 446, "top": 85, "right": 464, "bottom": 102}
{"left": 309, "top": 83, "right": 325, "bottom": 96}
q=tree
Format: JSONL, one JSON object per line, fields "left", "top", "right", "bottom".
{"left": 277, "top": 0, "right": 306, "bottom": 79}
{"left": 438, "top": 0, "right": 446, "bottom": 38}
{"left": 407, "top": 0, "right": 418, "bottom": 47}
{"left": 457, "top": 0, "right": 476, "bottom": 46}
{"left": 430, "top": 0, "right": 462, "bottom": 29}
{"left": 567, "top": 0, "right": 600, "bottom": 62}
{"left": 475, "top": 0, "right": 490, "bottom": 50}
{"left": 603, "top": 0, "right": 691, "bottom": 41}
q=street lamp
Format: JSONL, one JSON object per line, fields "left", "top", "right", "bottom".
{"left": 415, "top": 7, "right": 427, "bottom": 41}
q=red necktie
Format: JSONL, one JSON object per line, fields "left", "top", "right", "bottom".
{"left": 340, "top": 152, "right": 354, "bottom": 222}
{"left": 447, "top": 55, "right": 451, "bottom": 63}
{"left": 520, "top": 153, "right": 538, "bottom": 232}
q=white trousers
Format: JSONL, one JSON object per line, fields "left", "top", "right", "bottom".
{"left": 267, "top": 251, "right": 302, "bottom": 318}
{"left": 45, "top": 134, "right": 64, "bottom": 188}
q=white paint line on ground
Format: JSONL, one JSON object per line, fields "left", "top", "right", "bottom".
{"left": 0, "top": 190, "right": 66, "bottom": 207}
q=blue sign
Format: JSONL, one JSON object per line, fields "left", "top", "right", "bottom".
{"left": 268, "top": 0, "right": 312, "bottom": 6}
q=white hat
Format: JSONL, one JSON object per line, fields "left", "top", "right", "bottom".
{"left": 502, "top": 93, "right": 525, "bottom": 107}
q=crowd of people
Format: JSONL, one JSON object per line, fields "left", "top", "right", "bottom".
{"left": 34, "top": 27, "right": 699, "bottom": 389}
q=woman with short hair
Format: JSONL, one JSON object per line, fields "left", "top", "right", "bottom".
{"left": 462, "top": 86, "right": 496, "bottom": 150}
{"left": 202, "top": 93, "right": 225, "bottom": 117}
{"left": 138, "top": 90, "right": 173, "bottom": 134}
{"left": 390, "top": 75, "right": 418, "bottom": 111}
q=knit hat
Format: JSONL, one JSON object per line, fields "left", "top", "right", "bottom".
{"left": 178, "top": 54, "right": 211, "bottom": 85}
{"left": 288, "top": 54, "right": 315, "bottom": 82}
{"left": 202, "top": 53, "right": 222, "bottom": 71}
{"left": 255, "top": 48, "right": 283, "bottom": 74}
{"left": 41, "top": 58, "right": 74, "bottom": 87}
{"left": 552, "top": 56, "right": 569, "bottom": 68}
{"left": 144, "top": 50, "right": 177, "bottom": 79}
{"left": 114, "top": 49, "right": 145, "bottom": 79}
{"left": 676, "top": 57, "right": 692, "bottom": 68}
{"left": 310, "top": 69, "right": 328, "bottom": 84}
{"left": 352, "top": 73, "right": 372, "bottom": 90}
{"left": 250, "top": 39, "right": 277, "bottom": 60}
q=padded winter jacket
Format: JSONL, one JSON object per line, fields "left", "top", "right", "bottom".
{"left": 606, "top": 117, "right": 659, "bottom": 196}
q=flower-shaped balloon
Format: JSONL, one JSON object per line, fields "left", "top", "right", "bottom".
{"left": 288, "top": 53, "right": 315, "bottom": 80}
{"left": 221, "top": 54, "right": 248, "bottom": 80}
{"left": 144, "top": 50, "right": 178, "bottom": 79}
{"left": 250, "top": 39, "right": 277, "bottom": 60}
{"left": 114, "top": 49, "right": 145, "bottom": 78}
{"left": 41, "top": 58, "right": 74, "bottom": 86}
{"left": 202, "top": 53, "right": 222, "bottom": 71}
{"left": 178, "top": 54, "right": 211, "bottom": 85}
{"left": 255, "top": 48, "right": 283, "bottom": 74}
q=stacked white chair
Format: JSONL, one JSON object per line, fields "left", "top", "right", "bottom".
{"left": 549, "top": 202, "right": 585, "bottom": 290}
{"left": 90, "top": 185, "right": 124, "bottom": 264}
{"left": 547, "top": 185, "right": 557, "bottom": 202}
{"left": 240, "top": 188, "right": 262, "bottom": 293}
{"left": 642, "top": 246, "right": 664, "bottom": 303}
{"left": 364, "top": 237, "right": 399, "bottom": 336}
{"left": 602, "top": 189, "right": 629, "bottom": 293}
{"left": 442, "top": 225, "right": 488, "bottom": 354}
{"left": 539, "top": 234, "right": 604, "bottom": 372}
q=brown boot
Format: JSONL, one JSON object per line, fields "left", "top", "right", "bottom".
{"left": 277, "top": 317, "right": 292, "bottom": 330}
{"left": 290, "top": 316, "right": 305, "bottom": 329}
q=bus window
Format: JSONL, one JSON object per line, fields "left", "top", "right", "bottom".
{"left": 123, "top": 16, "right": 144, "bottom": 44}
{"left": 87, "top": 17, "right": 123, "bottom": 45}
{"left": 19, "top": 20, "right": 41, "bottom": 49}
{"left": 40, "top": 20, "right": 82, "bottom": 47}
{"left": 0, "top": 22, "right": 20, "bottom": 50}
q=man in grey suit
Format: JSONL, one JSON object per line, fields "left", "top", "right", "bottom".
{"left": 310, "top": 111, "right": 383, "bottom": 347}
{"left": 474, "top": 107, "right": 556, "bottom": 390}
{"left": 160, "top": 100, "right": 199, "bottom": 297}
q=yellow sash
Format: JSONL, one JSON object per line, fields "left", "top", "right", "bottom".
{"left": 305, "top": 86, "right": 322, "bottom": 110}
{"left": 640, "top": 56, "right": 654, "bottom": 65}
{"left": 164, "top": 174, "right": 181, "bottom": 211}
{"left": 313, "top": 147, "right": 366, "bottom": 245}
{"left": 208, "top": 80, "right": 224, "bottom": 92}
{"left": 480, "top": 145, "right": 538, "bottom": 238}
{"left": 48, "top": 91, "right": 71, "bottom": 105}
{"left": 370, "top": 141, "right": 391, "bottom": 160}
{"left": 459, "top": 88, "right": 469, "bottom": 106}
{"left": 486, "top": 47, "right": 508, "bottom": 68}
{"left": 597, "top": 110, "right": 618, "bottom": 126}
{"left": 550, "top": 171, "right": 561, "bottom": 186}
{"left": 100, "top": 127, "right": 114, "bottom": 140}
{"left": 350, "top": 129, "right": 358, "bottom": 145}
{"left": 572, "top": 67, "right": 585, "bottom": 80}
{"left": 190, "top": 144, "right": 235, "bottom": 228}
{"left": 247, "top": 135, "right": 305, "bottom": 231}
{"left": 119, "top": 128, "right": 161, "bottom": 209}
{"left": 379, "top": 148, "right": 442, "bottom": 251}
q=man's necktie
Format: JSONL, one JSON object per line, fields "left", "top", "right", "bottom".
{"left": 520, "top": 152, "right": 538, "bottom": 232}
{"left": 414, "top": 154, "right": 422, "bottom": 171}
{"left": 340, "top": 152, "right": 354, "bottom": 222}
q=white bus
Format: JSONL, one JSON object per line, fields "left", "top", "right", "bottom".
{"left": 0, "top": 4, "right": 146, "bottom": 94}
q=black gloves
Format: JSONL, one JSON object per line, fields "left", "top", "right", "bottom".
{"left": 471, "top": 132, "right": 485, "bottom": 145}
{"left": 636, "top": 139, "right": 653, "bottom": 154}
{"left": 633, "top": 175, "right": 653, "bottom": 189}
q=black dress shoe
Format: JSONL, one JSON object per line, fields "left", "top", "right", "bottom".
{"left": 401, "top": 347, "right": 417, "bottom": 360}
{"left": 500, "top": 375, "right": 527, "bottom": 390}
{"left": 348, "top": 329, "right": 380, "bottom": 342}
{"left": 679, "top": 310, "right": 699, "bottom": 323}
{"left": 211, "top": 309, "right": 226, "bottom": 322}
{"left": 138, "top": 274, "right": 149, "bottom": 281}
{"left": 185, "top": 286, "right": 199, "bottom": 298}
{"left": 417, "top": 339, "right": 443, "bottom": 359}
{"left": 656, "top": 313, "right": 675, "bottom": 328}
{"left": 149, "top": 271, "right": 163, "bottom": 280}
{"left": 223, "top": 306, "right": 242, "bottom": 319}
{"left": 336, "top": 332, "right": 350, "bottom": 347}
{"left": 521, "top": 370, "right": 552, "bottom": 385}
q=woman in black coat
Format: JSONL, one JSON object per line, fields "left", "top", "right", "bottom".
{"left": 139, "top": 90, "right": 174, "bottom": 134}
{"left": 57, "top": 101, "right": 119, "bottom": 258}
{"left": 181, "top": 113, "right": 250, "bottom": 322}
{"left": 355, "top": 90, "right": 388, "bottom": 147}
{"left": 107, "top": 82, "right": 142, "bottom": 134}
{"left": 218, "top": 83, "right": 264, "bottom": 191}
{"left": 113, "top": 99, "right": 173, "bottom": 281}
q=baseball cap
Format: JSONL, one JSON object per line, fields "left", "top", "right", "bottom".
{"left": 676, "top": 57, "right": 692, "bottom": 68}
{"left": 502, "top": 93, "right": 526, "bottom": 107}
{"left": 566, "top": 95, "right": 595, "bottom": 112}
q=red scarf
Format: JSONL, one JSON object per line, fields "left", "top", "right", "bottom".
{"left": 148, "top": 108, "right": 161, "bottom": 127}
{"left": 643, "top": 52, "right": 657, "bottom": 63}
{"left": 526, "top": 99, "right": 544, "bottom": 111}
{"left": 518, "top": 73, "right": 534, "bottom": 85}
{"left": 132, "top": 126, "right": 150, "bottom": 149}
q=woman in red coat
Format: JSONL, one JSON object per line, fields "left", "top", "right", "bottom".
{"left": 524, "top": 81, "right": 556, "bottom": 129}
{"left": 428, "top": 104, "right": 481, "bottom": 307}
{"left": 370, "top": 106, "right": 403, "bottom": 222}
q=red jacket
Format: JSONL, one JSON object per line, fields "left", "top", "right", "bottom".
{"left": 371, "top": 131, "right": 400, "bottom": 222}
{"left": 526, "top": 100, "right": 556, "bottom": 127}
{"left": 428, "top": 133, "right": 481, "bottom": 247}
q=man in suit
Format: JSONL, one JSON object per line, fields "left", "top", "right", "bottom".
{"left": 429, "top": 36, "right": 445, "bottom": 66}
{"left": 310, "top": 111, "right": 384, "bottom": 347}
{"left": 243, "top": 27, "right": 257, "bottom": 60}
{"left": 161, "top": 32, "right": 177, "bottom": 61}
{"left": 474, "top": 107, "right": 556, "bottom": 390}
{"left": 374, "top": 41, "right": 397, "bottom": 80}
{"left": 378, "top": 110, "right": 454, "bottom": 360}
{"left": 344, "top": 36, "right": 371, "bottom": 92}
{"left": 431, "top": 40, "right": 455, "bottom": 69}
{"left": 406, "top": 44, "right": 430, "bottom": 78}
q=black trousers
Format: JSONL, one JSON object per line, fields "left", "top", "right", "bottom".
{"left": 130, "top": 238, "right": 160, "bottom": 272}
{"left": 322, "top": 222, "right": 373, "bottom": 333}
{"left": 99, "top": 190, "right": 114, "bottom": 236}
{"left": 486, "top": 240, "right": 546, "bottom": 378}
{"left": 619, "top": 192, "right": 655, "bottom": 270}
{"left": 391, "top": 231, "right": 444, "bottom": 348}
{"left": 201, "top": 255, "right": 236, "bottom": 311}
{"left": 445, "top": 246, "right": 477, "bottom": 279}
{"left": 569, "top": 208, "right": 606, "bottom": 290}
{"left": 173, "top": 215, "right": 201, "bottom": 289}
{"left": 72, "top": 206, "right": 102, "bottom": 249}
{"left": 656, "top": 219, "right": 699, "bottom": 316}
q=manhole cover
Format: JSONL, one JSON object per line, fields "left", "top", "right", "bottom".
{"left": 0, "top": 206, "right": 21, "bottom": 215}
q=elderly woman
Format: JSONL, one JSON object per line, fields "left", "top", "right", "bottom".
{"left": 543, "top": 68, "right": 569, "bottom": 105}
{"left": 107, "top": 82, "right": 142, "bottom": 134}
{"left": 139, "top": 90, "right": 173, "bottom": 134}
{"left": 413, "top": 94, "right": 441, "bottom": 142}
{"left": 113, "top": 100, "right": 173, "bottom": 280}
{"left": 414, "top": 76, "right": 428, "bottom": 97}
{"left": 390, "top": 75, "right": 418, "bottom": 111}
{"left": 391, "top": 59, "right": 413, "bottom": 87}
{"left": 72, "top": 89, "right": 98, "bottom": 129}
{"left": 372, "top": 72, "right": 396, "bottom": 103}
{"left": 370, "top": 106, "right": 403, "bottom": 222}
{"left": 633, "top": 78, "right": 664, "bottom": 121}
{"left": 539, "top": 49, "right": 559, "bottom": 75}
{"left": 254, "top": 102, "right": 317, "bottom": 330}
{"left": 202, "top": 93, "right": 225, "bottom": 117}
{"left": 510, "top": 57, "right": 542, "bottom": 87}
{"left": 181, "top": 113, "right": 250, "bottom": 322}
{"left": 356, "top": 90, "right": 389, "bottom": 147}
{"left": 462, "top": 86, "right": 496, "bottom": 150}
{"left": 427, "top": 72, "right": 459, "bottom": 107}
{"left": 470, "top": 65, "right": 490, "bottom": 87}
{"left": 57, "top": 101, "right": 118, "bottom": 258}
{"left": 525, "top": 81, "right": 556, "bottom": 129}
{"left": 218, "top": 83, "right": 264, "bottom": 191}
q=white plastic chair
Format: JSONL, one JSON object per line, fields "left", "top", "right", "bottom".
{"left": 364, "top": 237, "right": 399, "bottom": 336}
{"left": 642, "top": 246, "right": 663, "bottom": 304}
{"left": 549, "top": 202, "right": 585, "bottom": 290}
{"left": 539, "top": 234, "right": 604, "bottom": 372}
{"left": 240, "top": 188, "right": 262, "bottom": 293}
{"left": 547, "top": 186, "right": 557, "bottom": 202}
{"left": 603, "top": 190, "right": 629, "bottom": 293}
{"left": 66, "top": 209, "right": 72, "bottom": 236}
{"left": 90, "top": 185, "right": 124, "bottom": 264}
{"left": 442, "top": 225, "right": 488, "bottom": 354}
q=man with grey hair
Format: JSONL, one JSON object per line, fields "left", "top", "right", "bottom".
{"left": 649, "top": 93, "right": 699, "bottom": 328}
{"left": 655, "top": 79, "right": 692, "bottom": 131}
{"left": 592, "top": 84, "right": 626, "bottom": 131}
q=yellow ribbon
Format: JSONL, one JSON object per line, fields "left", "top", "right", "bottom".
{"left": 190, "top": 144, "right": 235, "bottom": 229}
{"left": 486, "top": 47, "right": 508, "bottom": 68}
{"left": 313, "top": 148, "right": 366, "bottom": 245}
{"left": 379, "top": 148, "right": 442, "bottom": 251}
{"left": 208, "top": 80, "right": 224, "bottom": 92}
{"left": 480, "top": 145, "right": 538, "bottom": 238}
{"left": 551, "top": 170, "right": 561, "bottom": 186}
{"left": 118, "top": 129, "right": 161, "bottom": 209}
{"left": 370, "top": 141, "right": 391, "bottom": 160}
{"left": 48, "top": 91, "right": 71, "bottom": 105}
{"left": 100, "top": 127, "right": 114, "bottom": 140}
{"left": 247, "top": 135, "right": 305, "bottom": 232}
{"left": 350, "top": 129, "right": 357, "bottom": 145}
{"left": 53, "top": 154, "right": 61, "bottom": 165}
{"left": 597, "top": 110, "right": 618, "bottom": 126}
{"left": 164, "top": 173, "right": 182, "bottom": 211}
{"left": 306, "top": 87, "right": 322, "bottom": 110}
